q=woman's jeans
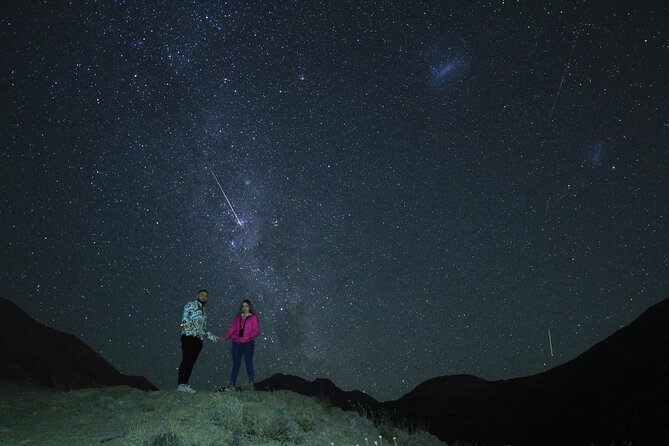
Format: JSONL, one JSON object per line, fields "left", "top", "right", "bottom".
{"left": 230, "top": 341, "right": 255, "bottom": 385}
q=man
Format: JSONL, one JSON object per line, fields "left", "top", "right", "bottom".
{"left": 177, "top": 289, "right": 221, "bottom": 393}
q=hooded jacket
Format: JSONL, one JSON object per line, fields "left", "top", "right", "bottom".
{"left": 224, "top": 314, "right": 259, "bottom": 344}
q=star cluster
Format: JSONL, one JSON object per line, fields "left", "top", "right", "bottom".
{"left": 1, "top": 1, "right": 667, "bottom": 400}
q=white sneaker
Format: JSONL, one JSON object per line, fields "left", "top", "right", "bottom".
{"left": 177, "top": 384, "right": 196, "bottom": 394}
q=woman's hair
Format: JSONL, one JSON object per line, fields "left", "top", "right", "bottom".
{"left": 240, "top": 299, "right": 256, "bottom": 315}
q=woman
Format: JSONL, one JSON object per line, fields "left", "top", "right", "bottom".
{"left": 223, "top": 299, "right": 260, "bottom": 389}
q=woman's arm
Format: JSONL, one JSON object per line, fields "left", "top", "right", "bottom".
{"left": 223, "top": 316, "right": 238, "bottom": 340}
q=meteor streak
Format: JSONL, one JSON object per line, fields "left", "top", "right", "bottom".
{"left": 209, "top": 169, "right": 243, "bottom": 227}
{"left": 549, "top": 29, "right": 580, "bottom": 120}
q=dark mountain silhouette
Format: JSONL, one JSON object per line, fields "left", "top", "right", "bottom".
{"left": 383, "top": 296, "right": 669, "bottom": 446}
{"left": 253, "top": 298, "right": 669, "bottom": 445}
{"left": 255, "top": 373, "right": 380, "bottom": 412}
{"left": 0, "top": 298, "right": 156, "bottom": 391}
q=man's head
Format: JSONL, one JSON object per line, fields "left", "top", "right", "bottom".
{"left": 196, "top": 289, "right": 209, "bottom": 303}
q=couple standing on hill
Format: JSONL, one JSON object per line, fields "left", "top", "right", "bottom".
{"left": 177, "top": 289, "right": 259, "bottom": 394}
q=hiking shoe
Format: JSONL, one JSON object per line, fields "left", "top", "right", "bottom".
{"left": 242, "top": 383, "right": 255, "bottom": 391}
{"left": 177, "top": 384, "right": 196, "bottom": 394}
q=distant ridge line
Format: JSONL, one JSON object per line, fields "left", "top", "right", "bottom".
{"left": 0, "top": 297, "right": 157, "bottom": 391}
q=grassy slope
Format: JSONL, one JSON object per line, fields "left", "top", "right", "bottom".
{"left": 0, "top": 381, "right": 446, "bottom": 446}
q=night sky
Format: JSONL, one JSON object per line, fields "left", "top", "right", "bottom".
{"left": 2, "top": 1, "right": 667, "bottom": 401}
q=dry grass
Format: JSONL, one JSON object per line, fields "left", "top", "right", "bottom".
{"left": 0, "top": 381, "right": 446, "bottom": 446}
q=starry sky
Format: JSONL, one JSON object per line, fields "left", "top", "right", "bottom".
{"left": 1, "top": 1, "right": 667, "bottom": 401}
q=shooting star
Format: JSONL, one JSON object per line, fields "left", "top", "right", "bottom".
{"left": 549, "top": 29, "right": 580, "bottom": 120}
{"left": 209, "top": 168, "right": 243, "bottom": 227}
{"left": 548, "top": 328, "right": 554, "bottom": 357}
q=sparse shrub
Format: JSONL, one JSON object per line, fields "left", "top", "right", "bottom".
{"left": 247, "top": 412, "right": 303, "bottom": 444}
{"left": 391, "top": 415, "right": 429, "bottom": 436}
{"left": 315, "top": 392, "right": 332, "bottom": 409}
{"left": 263, "top": 415, "right": 294, "bottom": 442}
{"left": 353, "top": 404, "right": 438, "bottom": 446}
{"left": 128, "top": 422, "right": 181, "bottom": 446}
{"left": 205, "top": 394, "right": 245, "bottom": 428}
{"left": 295, "top": 413, "right": 315, "bottom": 432}
{"left": 148, "top": 431, "right": 179, "bottom": 446}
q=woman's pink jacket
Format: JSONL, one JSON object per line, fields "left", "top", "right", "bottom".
{"left": 223, "top": 314, "right": 259, "bottom": 344}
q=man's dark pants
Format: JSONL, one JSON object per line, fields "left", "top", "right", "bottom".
{"left": 178, "top": 335, "right": 203, "bottom": 385}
